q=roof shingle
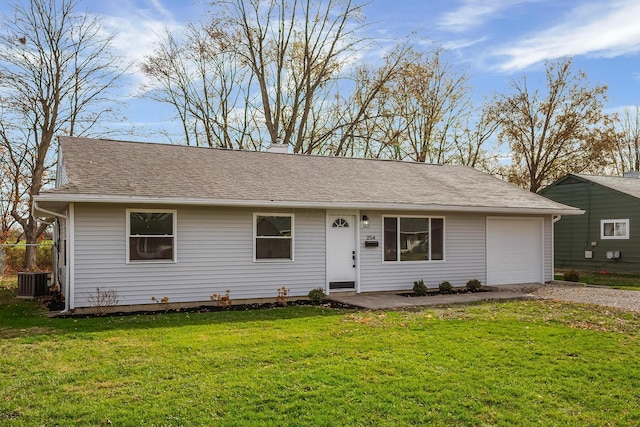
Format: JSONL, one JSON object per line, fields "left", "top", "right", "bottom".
{"left": 38, "top": 137, "right": 580, "bottom": 214}
{"left": 575, "top": 174, "right": 640, "bottom": 199}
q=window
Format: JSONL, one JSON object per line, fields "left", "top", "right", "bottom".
{"left": 332, "top": 218, "right": 349, "bottom": 228}
{"left": 127, "top": 210, "right": 176, "bottom": 262}
{"left": 601, "top": 219, "right": 629, "bottom": 240}
{"left": 384, "top": 216, "right": 444, "bottom": 261}
{"left": 254, "top": 214, "right": 294, "bottom": 260}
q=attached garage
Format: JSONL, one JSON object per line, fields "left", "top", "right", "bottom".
{"left": 486, "top": 217, "right": 544, "bottom": 285}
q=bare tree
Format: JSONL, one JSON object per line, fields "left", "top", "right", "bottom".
{"left": 144, "top": 0, "right": 381, "bottom": 153}
{"left": 228, "top": 0, "right": 369, "bottom": 152}
{"left": 340, "top": 47, "right": 471, "bottom": 163}
{"left": 492, "top": 57, "right": 616, "bottom": 192}
{"left": 0, "top": 0, "right": 125, "bottom": 270}
{"left": 142, "top": 24, "right": 260, "bottom": 149}
{"left": 615, "top": 105, "right": 640, "bottom": 173}
{"left": 451, "top": 102, "right": 501, "bottom": 172}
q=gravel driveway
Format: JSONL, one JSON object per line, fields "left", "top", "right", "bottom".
{"left": 532, "top": 285, "right": 640, "bottom": 312}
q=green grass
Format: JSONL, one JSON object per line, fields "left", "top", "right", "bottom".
{"left": 1, "top": 280, "right": 640, "bottom": 426}
{"left": 555, "top": 271, "right": 640, "bottom": 291}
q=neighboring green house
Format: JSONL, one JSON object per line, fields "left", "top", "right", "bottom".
{"left": 541, "top": 173, "right": 640, "bottom": 273}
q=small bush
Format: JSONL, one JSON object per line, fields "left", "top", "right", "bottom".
{"left": 466, "top": 279, "right": 482, "bottom": 292}
{"left": 564, "top": 270, "right": 580, "bottom": 282}
{"left": 210, "top": 289, "right": 232, "bottom": 308}
{"left": 308, "top": 287, "right": 326, "bottom": 304}
{"left": 413, "top": 279, "right": 428, "bottom": 296}
{"left": 276, "top": 286, "right": 289, "bottom": 306}
{"left": 2, "top": 242, "right": 52, "bottom": 273}
{"left": 88, "top": 288, "right": 120, "bottom": 316}
{"left": 439, "top": 281, "right": 452, "bottom": 293}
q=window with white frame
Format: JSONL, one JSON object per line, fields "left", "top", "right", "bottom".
{"left": 127, "top": 210, "right": 176, "bottom": 262}
{"left": 601, "top": 219, "right": 629, "bottom": 239}
{"left": 383, "top": 216, "right": 444, "bottom": 261}
{"left": 254, "top": 214, "right": 294, "bottom": 260}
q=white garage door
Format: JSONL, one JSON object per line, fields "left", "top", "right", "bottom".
{"left": 487, "top": 218, "right": 544, "bottom": 285}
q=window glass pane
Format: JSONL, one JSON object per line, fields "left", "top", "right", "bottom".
{"left": 130, "top": 237, "right": 174, "bottom": 260}
{"left": 257, "top": 216, "right": 292, "bottom": 237}
{"left": 130, "top": 212, "right": 173, "bottom": 235}
{"left": 384, "top": 217, "right": 398, "bottom": 261}
{"left": 431, "top": 218, "right": 444, "bottom": 260}
{"left": 616, "top": 222, "right": 627, "bottom": 236}
{"left": 256, "top": 238, "right": 291, "bottom": 259}
{"left": 400, "top": 218, "right": 429, "bottom": 261}
{"left": 603, "top": 222, "right": 615, "bottom": 236}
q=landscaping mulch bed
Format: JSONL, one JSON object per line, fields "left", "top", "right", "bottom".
{"left": 47, "top": 298, "right": 358, "bottom": 318}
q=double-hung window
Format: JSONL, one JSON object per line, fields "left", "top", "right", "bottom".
{"left": 254, "top": 214, "right": 294, "bottom": 261}
{"left": 383, "top": 216, "right": 444, "bottom": 261}
{"left": 601, "top": 219, "right": 629, "bottom": 240}
{"left": 127, "top": 210, "right": 176, "bottom": 262}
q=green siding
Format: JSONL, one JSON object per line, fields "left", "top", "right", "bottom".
{"left": 541, "top": 177, "right": 640, "bottom": 273}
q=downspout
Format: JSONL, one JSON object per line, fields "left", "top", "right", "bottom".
{"left": 67, "top": 203, "right": 75, "bottom": 312}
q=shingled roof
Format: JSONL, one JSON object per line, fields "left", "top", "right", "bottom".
{"left": 35, "top": 137, "right": 581, "bottom": 215}
{"left": 572, "top": 174, "right": 640, "bottom": 199}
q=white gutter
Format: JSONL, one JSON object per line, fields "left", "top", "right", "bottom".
{"left": 32, "top": 200, "right": 68, "bottom": 219}
{"left": 34, "top": 194, "right": 585, "bottom": 216}
{"left": 553, "top": 215, "right": 562, "bottom": 223}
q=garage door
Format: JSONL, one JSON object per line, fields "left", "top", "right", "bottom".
{"left": 487, "top": 218, "right": 543, "bottom": 285}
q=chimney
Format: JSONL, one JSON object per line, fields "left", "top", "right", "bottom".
{"left": 266, "top": 139, "right": 289, "bottom": 154}
{"left": 623, "top": 171, "right": 640, "bottom": 179}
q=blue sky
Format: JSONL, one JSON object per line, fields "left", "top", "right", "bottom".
{"left": 3, "top": 0, "right": 640, "bottom": 142}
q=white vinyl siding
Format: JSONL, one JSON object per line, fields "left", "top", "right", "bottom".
{"left": 359, "top": 212, "right": 486, "bottom": 292}
{"left": 72, "top": 204, "right": 325, "bottom": 308}
{"left": 71, "top": 204, "right": 554, "bottom": 306}
{"left": 543, "top": 216, "right": 552, "bottom": 282}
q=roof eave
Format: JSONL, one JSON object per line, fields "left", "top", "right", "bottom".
{"left": 34, "top": 193, "right": 584, "bottom": 216}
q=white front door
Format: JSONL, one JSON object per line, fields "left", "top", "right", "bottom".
{"left": 327, "top": 215, "right": 357, "bottom": 290}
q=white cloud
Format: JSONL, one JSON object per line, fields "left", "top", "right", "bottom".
{"left": 438, "top": 0, "right": 541, "bottom": 32}
{"left": 492, "top": 0, "right": 640, "bottom": 72}
{"left": 98, "top": 1, "right": 186, "bottom": 92}
{"left": 441, "top": 37, "right": 486, "bottom": 51}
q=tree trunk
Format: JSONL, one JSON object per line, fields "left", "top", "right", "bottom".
{"left": 23, "top": 219, "right": 38, "bottom": 271}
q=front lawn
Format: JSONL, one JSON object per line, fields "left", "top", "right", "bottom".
{"left": 556, "top": 271, "right": 640, "bottom": 291}
{"left": 1, "top": 284, "right": 639, "bottom": 425}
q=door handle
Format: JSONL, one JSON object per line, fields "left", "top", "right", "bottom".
{"left": 352, "top": 250, "right": 356, "bottom": 268}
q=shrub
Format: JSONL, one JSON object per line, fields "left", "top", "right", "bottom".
{"left": 413, "top": 279, "right": 428, "bottom": 296}
{"left": 2, "top": 242, "right": 52, "bottom": 273}
{"left": 276, "top": 286, "right": 289, "bottom": 306}
{"left": 88, "top": 288, "right": 120, "bottom": 316}
{"left": 466, "top": 279, "right": 482, "bottom": 292}
{"left": 307, "top": 287, "right": 326, "bottom": 304}
{"left": 439, "top": 281, "right": 452, "bottom": 293}
{"left": 210, "top": 289, "right": 232, "bottom": 308}
{"left": 564, "top": 270, "right": 580, "bottom": 282}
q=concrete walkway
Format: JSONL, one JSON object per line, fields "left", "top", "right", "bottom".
{"left": 327, "top": 284, "right": 543, "bottom": 310}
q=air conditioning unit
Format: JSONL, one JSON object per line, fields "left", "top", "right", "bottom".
{"left": 17, "top": 272, "right": 50, "bottom": 298}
